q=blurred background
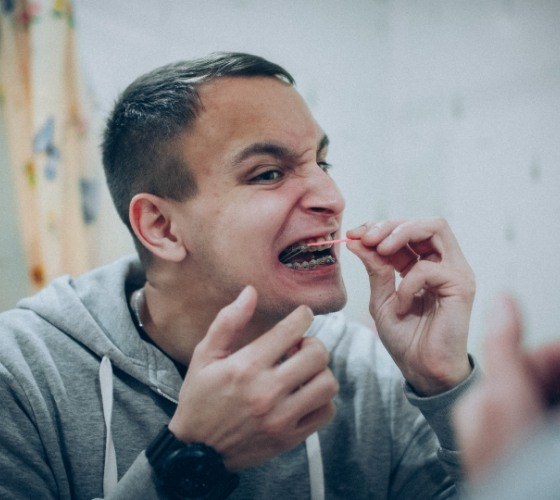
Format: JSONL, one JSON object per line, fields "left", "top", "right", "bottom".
{"left": 1, "top": 0, "right": 559, "bottom": 357}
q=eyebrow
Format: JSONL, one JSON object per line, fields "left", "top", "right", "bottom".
{"left": 318, "top": 134, "right": 330, "bottom": 153}
{"left": 232, "top": 133, "right": 330, "bottom": 166}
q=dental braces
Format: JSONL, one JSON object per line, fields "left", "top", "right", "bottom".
{"left": 279, "top": 238, "right": 351, "bottom": 264}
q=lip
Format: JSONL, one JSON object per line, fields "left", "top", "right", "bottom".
{"left": 276, "top": 229, "right": 342, "bottom": 272}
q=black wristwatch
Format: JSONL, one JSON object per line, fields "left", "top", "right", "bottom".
{"left": 146, "top": 425, "right": 239, "bottom": 500}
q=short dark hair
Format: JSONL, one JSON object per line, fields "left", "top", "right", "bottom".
{"left": 102, "top": 52, "right": 295, "bottom": 266}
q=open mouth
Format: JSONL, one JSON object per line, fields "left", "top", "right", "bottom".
{"left": 278, "top": 234, "right": 337, "bottom": 270}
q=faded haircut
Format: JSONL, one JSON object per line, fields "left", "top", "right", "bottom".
{"left": 102, "top": 52, "right": 295, "bottom": 267}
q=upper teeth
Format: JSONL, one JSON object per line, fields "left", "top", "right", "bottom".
{"left": 278, "top": 234, "right": 336, "bottom": 264}
{"left": 304, "top": 234, "right": 334, "bottom": 252}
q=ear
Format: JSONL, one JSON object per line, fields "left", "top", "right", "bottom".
{"left": 129, "top": 193, "right": 187, "bottom": 262}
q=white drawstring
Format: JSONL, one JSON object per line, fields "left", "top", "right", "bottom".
{"left": 99, "top": 354, "right": 323, "bottom": 498}
{"left": 100, "top": 356, "right": 118, "bottom": 496}
{"left": 305, "top": 432, "right": 325, "bottom": 500}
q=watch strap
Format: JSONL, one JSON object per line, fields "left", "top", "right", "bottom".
{"left": 146, "top": 425, "right": 185, "bottom": 465}
{"left": 146, "top": 425, "right": 239, "bottom": 500}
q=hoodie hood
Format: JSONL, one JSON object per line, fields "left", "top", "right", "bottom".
{"left": 16, "top": 255, "right": 184, "bottom": 398}
{"left": 14, "top": 254, "right": 334, "bottom": 499}
{"left": 15, "top": 254, "right": 347, "bottom": 402}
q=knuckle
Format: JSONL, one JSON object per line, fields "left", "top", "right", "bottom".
{"left": 191, "top": 341, "right": 206, "bottom": 359}
{"left": 261, "top": 415, "right": 289, "bottom": 436}
{"left": 397, "top": 220, "right": 412, "bottom": 231}
{"left": 328, "top": 374, "right": 340, "bottom": 397}
{"left": 321, "top": 370, "right": 339, "bottom": 397}
{"left": 248, "top": 391, "right": 275, "bottom": 417}
{"left": 432, "top": 216, "right": 448, "bottom": 229}
{"left": 227, "top": 359, "right": 259, "bottom": 386}
{"left": 367, "top": 220, "right": 382, "bottom": 231}
{"left": 307, "top": 338, "right": 329, "bottom": 364}
{"left": 326, "top": 400, "right": 337, "bottom": 420}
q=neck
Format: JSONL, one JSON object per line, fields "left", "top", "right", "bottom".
{"left": 137, "top": 280, "right": 272, "bottom": 367}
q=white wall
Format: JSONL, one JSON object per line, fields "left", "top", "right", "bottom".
{"left": 2, "top": 0, "right": 559, "bottom": 356}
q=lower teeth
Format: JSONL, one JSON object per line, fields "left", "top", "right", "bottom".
{"left": 285, "top": 256, "right": 335, "bottom": 269}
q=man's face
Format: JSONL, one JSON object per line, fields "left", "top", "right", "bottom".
{"left": 173, "top": 76, "right": 347, "bottom": 321}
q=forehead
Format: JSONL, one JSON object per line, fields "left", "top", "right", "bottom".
{"left": 180, "top": 77, "right": 324, "bottom": 173}
{"left": 197, "top": 76, "right": 315, "bottom": 126}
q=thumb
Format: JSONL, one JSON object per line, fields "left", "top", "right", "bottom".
{"left": 483, "top": 294, "right": 524, "bottom": 378}
{"left": 199, "top": 285, "right": 257, "bottom": 360}
{"left": 347, "top": 240, "right": 396, "bottom": 314}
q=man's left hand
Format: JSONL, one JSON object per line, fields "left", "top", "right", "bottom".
{"left": 347, "top": 218, "right": 475, "bottom": 396}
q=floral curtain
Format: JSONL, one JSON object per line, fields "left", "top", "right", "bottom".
{"left": 0, "top": 0, "right": 100, "bottom": 292}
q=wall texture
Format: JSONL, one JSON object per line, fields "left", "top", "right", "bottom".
{"left": 2, "top": 0, "right": 559, "bottom": 356}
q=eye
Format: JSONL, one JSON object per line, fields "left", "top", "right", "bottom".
{"left": 249, "top": 168, "right": 284, "bottom": 184}
{"left": 317, "top": 161, "right": 332, "bottom": 173}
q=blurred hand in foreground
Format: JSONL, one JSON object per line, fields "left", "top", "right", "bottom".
{"left": 453, "top": 294, "right": 560, "bottom": 483}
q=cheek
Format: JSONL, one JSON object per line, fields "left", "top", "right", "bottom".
{"left": 191, "top": 187, "right": 297, "bottom": 253}
{"left": 225, "top": 195, "right": 289, "bottom": 234}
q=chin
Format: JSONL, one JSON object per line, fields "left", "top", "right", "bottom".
{"left": 256, "top": 285, "right": 347, "bottom": 322}
{"left": 300, "top": 284, "right": 348, "bottom": 316}
{"left": 308, "top": 295, "right": 347, "bottom": 316}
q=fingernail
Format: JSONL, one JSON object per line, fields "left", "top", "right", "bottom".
{"left": 235, "top": 285, "right": 253, "bottom": 306}
{"left": 301, "top": 304, "right": 314, "bottom": 317}
{"left": 347, "top": 224, "right": 367, "bottom": 236}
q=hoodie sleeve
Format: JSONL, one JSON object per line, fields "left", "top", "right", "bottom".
{"left": 404, "top": 356, "right": 480, "bottom": 485}
{"left": 0, "top": 359, "right": 167, "bottom": 500}
{"left": 0, "top": 363, "right": 61, "bottom": 498}
{"left": 317, "top": 315, "right": 475, "bottom": 499}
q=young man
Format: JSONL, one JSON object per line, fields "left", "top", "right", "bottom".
{"left": 0, "top": 53, "right": 477, "bottom": 499}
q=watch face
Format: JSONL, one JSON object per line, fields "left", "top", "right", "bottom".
{"left": 161, "top": 446, "right": 228, "bottom": 498}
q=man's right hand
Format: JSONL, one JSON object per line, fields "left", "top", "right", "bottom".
{"left": 168, "top": 285, "right": 338, "bottom": 471}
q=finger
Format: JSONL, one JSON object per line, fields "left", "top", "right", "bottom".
{"left": 453, "top": 386, "right": 498, "bottom": 482}
{"left": 242, "top": 305, "right": 314, "bottom": 367}
{"left": 389, "top": 245, "right": 419, "bottom": 276}
{"left": 530, "top": 341, "right": 560, "bottom": 372}
{"left": 275, "top": 337, "right": 330, "bottom": 393}
{"left": 346, "top": 220, "right": 409, "bottom": 276}
{"left": 346, "top": 239, "right": 396, "bottom": 314}
{"left": 395, "top": 255, "right": 475, "bottom": 315}
{"left": 408, "top": 239, "right": 441, "bottom": 262}
{"left": 526, "top": 341, "right": 560, "bottom": 406}
{"left": 483, "top": 294, "right": 524, "bottom": 379}
{"left": 347, "top": 221, "right": 428, "bottom": 275}
{"left": 282, "top": 368, "right": 339, "bottom": 424}
{"left": 347, "top": 220, "right": 406, "bottom": 248}
{"left": 394, "top": 260, "right": 450, "bottom": 315}
{"left": 296, "top": 400, "right": 336, "bottom": 435}
{"left": 376, "top": 218, "right": 462, "bottom": 264}
{"left": 199, "top": 285, "right": 257, "bottom": 359}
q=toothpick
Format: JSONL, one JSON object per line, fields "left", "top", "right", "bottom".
{"left": 306, "top": 238, "right": 353, "bottom": 247}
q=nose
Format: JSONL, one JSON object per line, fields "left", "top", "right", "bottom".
{"left": 301, "top": 164, "right": 345, "bottom": 216}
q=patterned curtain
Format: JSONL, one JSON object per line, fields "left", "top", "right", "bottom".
{"left": 0, "top": 0, "right": 100, "bottom": 292}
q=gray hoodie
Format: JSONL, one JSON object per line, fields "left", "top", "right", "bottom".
{"left": 0, "top": 255, "right": 475, "bottom": 499}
